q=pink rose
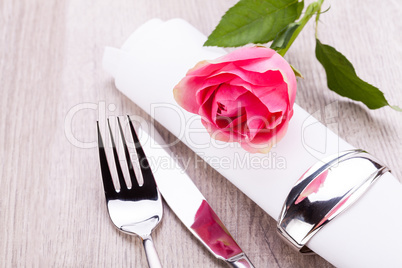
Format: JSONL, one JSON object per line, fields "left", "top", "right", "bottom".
{"left": 173, "top": 46, "right": 297, "bottom": 153}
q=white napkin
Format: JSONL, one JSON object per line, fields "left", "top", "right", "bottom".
{"left": 103, "top": 18, "right": 402, "bottom": 267}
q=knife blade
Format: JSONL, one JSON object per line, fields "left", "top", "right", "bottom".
{"left": 138, "top": 123, "right": 254, "bottom": 268}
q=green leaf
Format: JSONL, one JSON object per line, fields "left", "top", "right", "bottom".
{"left": 315, "top": 39, "right": 400, "bottom": 110}
{"left": 204, "top": 0, "right": 304, "bottom": 47}
{"left": 276, "top": 1, "right": 322, "bottom": 56}
{"left": 270, "top": 22, "right": 300, "bottom": 50}
{"left": 290, "top": 64, "right": 303, "bottom": 78}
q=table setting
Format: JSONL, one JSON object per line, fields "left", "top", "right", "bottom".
{"left": 1, "top": 0, "right": 402, "bottom": 267}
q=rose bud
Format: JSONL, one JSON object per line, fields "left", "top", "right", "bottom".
{"left": 173, "top": 46, "right": 297, "bottom": 153}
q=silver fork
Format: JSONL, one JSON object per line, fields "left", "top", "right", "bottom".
{"left": 97, "top": 115, "right": 163, "bottom": 268}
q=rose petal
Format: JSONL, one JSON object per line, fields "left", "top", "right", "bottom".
{"left": 189, "top": 47, "right": 276, "bottom": 77}
{"left": 210, "top": 47, "right": 275, "bottom": 63}
{"left": 177, "top": 74, "right": 230, "bottom": 109}
{"left": 212, "top": 66, "right": 284, "bottom": 87}
{"left": 201, "top": 119, "right": 237, "bottom": 142}
{"left": 236, "top": 92, "right": 270, "bottom": 140}
{"left": 173, "top": 76, "right": 200, "bottom": 114}
{"left": 229, "top": 72, "right": 289, "bottom": 116}
{"left": 196, "top": 85, "right": 218, "bottom": 106}
{"left": 225, "top": 112, "right": 248, "bottom": 134}
{"left": 229, "top": 73, "right": 283, "bottom": 90}
{"left": 250, "top": 116, "right": 290, "bottom": 145}
{"left": 198, "top": 73, "right": 236, "bottom": 90}
{"left": 239, "top": 53, "right": 297, "bottom": 106}
{"left": 283, "top": 68, "right": 297, "bottom": 106}
{"left": 211, "top": 84, "right": 248, "bottom": 122}
{"left": 240, "top": 142, "right": 273, "bottom": 154}
{"left": 254, "top": 83, "right": 289, "bottom": 114}
{"left": 215, "top": 84, "right": 248, "bottom": 102}
{"left": 239, "top": 53, "right": 287, "bottom": 73}
{"left": 198, "top": 90, "right": 216, "bottom": 122}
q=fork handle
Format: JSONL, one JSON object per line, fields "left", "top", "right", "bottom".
{"left": 142, "top": 235, "right": 162, "bottom": 268}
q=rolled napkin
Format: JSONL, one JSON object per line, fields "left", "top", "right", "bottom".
{"left": 103, "top": 18, "right": 402, "bottom": 267}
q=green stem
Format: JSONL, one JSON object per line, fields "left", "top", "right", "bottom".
{"left": 315, "top": 2, "right": 322, "bottom": 38}
{"left": 277, "top": 0, "right": 324, "bottom": 56}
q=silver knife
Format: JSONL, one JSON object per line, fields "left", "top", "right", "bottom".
{"left": 138, "top": 124, "right": 254, "bottom": 268}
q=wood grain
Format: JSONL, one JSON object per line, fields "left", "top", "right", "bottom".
{"left": 0, "top": 0, "right": 400, "bottom": 267}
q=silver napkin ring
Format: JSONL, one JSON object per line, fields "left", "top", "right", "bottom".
{"left": 277, "top": 149, "right": 389, "bottom": 254}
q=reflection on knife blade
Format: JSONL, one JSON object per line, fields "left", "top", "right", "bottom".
{"left": 137, "top": 122, "right": 254, "bottom": 268}
{"left": 191, "top": 200, "right": 243, "bottom": 259}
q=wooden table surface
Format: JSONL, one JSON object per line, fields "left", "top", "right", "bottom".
{"left": 1, "top": 0, "right": 401, "bottom": 267}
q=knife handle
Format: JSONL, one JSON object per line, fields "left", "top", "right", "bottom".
{"left": 226, "top": 253, "right": 255, "bottom": 268}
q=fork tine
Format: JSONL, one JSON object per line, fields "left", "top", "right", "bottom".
{"left": 97, "top": 121, "right": 116, "bottom": 196}
{"left": 116, "top": 117, "right": 140, "bottom": 189}
{"left": 107, "top": 118, "right": 128, "bottom": 191}
{"left": 127, "top": 115, "right": 156, "bottom": 188}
